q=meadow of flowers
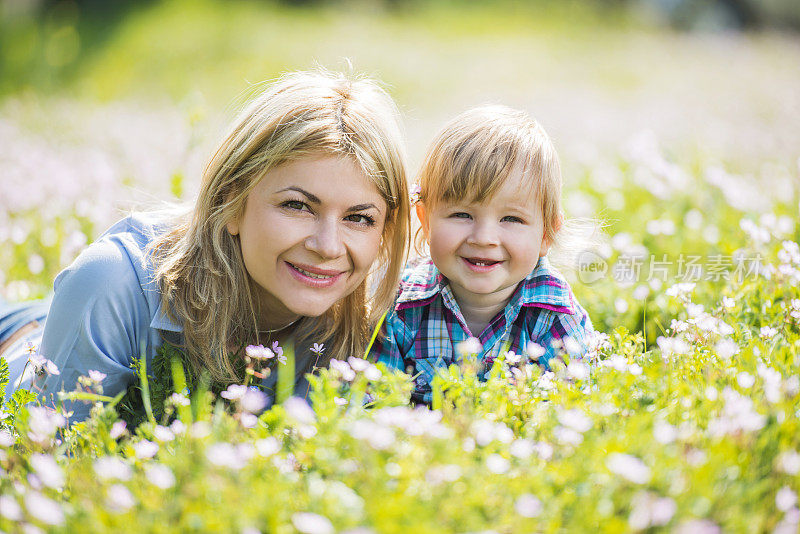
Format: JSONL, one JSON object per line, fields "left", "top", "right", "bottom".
{"left": 1, "top": 131, "right": 798, "bottom": 532}
{"left": 2, "top": 2, "right": 800, "bottom": 532}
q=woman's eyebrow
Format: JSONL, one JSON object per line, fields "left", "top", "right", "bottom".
{"left": 279, "top": 187, "right": 382, "bottom": 214}
{"left": 348, "top": 203, "right": 381, "bottom": 213}
{"left": 279, "top": 186, "right": 320, "bottom": 203}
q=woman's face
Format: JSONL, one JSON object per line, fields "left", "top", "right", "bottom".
{"left": 227, "top": 156, "right": 387, "bottom": 328}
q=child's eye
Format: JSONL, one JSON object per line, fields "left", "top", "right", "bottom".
{"left": 450, "top": 212, "right": 472, "bottom": 219}
{"left": 281, "top": 199, "right": 311, "bottom": 212}
{"left": 344, "top": 213, "right": 376, "bottom": 226}
{"left": 501, "top": 215, "right": 524, "bottom": 223}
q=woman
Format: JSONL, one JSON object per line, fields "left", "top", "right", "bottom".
{"left": 1, "top": 69, "right": 410, "bottom": 422}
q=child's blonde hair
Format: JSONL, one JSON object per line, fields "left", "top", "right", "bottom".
{"left": 416, "top": 104, "right": 563, "bottom": 253}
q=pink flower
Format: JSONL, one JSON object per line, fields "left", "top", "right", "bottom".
{"left": 88, "top": 369, "right": 107, "bottom": 383}
{"left": 311, "top": 343, "right": 325, "bottom": 355}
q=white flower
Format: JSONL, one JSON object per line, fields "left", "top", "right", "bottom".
{"left": 255, "top": 437, "right": 281, "bottom": 457}
{"left": 0, "top": 495, "right": 22, "bottom": 521}
{"left": 509, "top": 439, "right": 535, "bottom": 459}
{"left": 629, "top": 491, "right": 676, "bottom": 530}
{"left": 776, "top": 486, "right": 798, "bottom": 512}
{"left": 189, "top": 421, "right": 211, "bottom": 439}
{"left": 0, "top": 429, "right": 14, "bottom": 447}
{"left": 653, "top": 421, "right": 677, "bottom": 444}
{"left": 737, "top": 372, "right": 755, "bottom": 389}
{"left": 425, "top": 464, "right": 462, "bottom": 485}
{"left": 245, "top": 344, "right": 274, "bottom": 360}
{"left": 329, "top": 359, "right": 356, "bottom": 382}
{"left": 656, "top": 336, "right": 690, "bottom": 358}
{"left": 504, "top": 351, "right": 522, "bottom": 365}
{"left": 567, "top": 361, "right": 590, "bottom": 381}
{"left": 347, "top": 356, "right": 370, "bottom": 372}
{"left": 607, "top": 453, "right": 651, "bottom": 484}
{"left": 558, "top": 409, "right": 592, "bottom": 433}
{"left": 28, "top": 353, "right": 60, "bottom": 377}
{"left": 722, "top": 296, "right": 735, "bottom": 309}
{"left": 145, "top": 463, "right": 175, "bottom": 489}
{"left": 777, "top": 450, "right": 800, "bottom": 475}
{"left": 24, "top": 491, "right": 64, "bottom": 526}
{"left": 471, "top": 419, "right": 514, "bottom": 446}
{"left": 30, "top": 454, "right": 64, "bottom": 489}
{"left": 292, "top": 512, "right": 334, "bottom": 534}
{"left": 525, "top": 342, "right": 546, "bottom": 361}
{"left": 665, "top": 282, "right": 695, "bottom": 298}
{"left": 760, "top": 326, "right": 778, "bottom": 338}
{"left": 87, "top": 369, "right": 106, "bottom": 383}
{"left": 283, "top": 397, "right": 316, "bottom": 425}
{"left": 485, "top": 454, "right": 510, "bottom": 474}
{"left": 220, "top": 384, "right": 247, "bottom": 401}
{"left": 553, "top": 426, "right": 583, "bottom": 446}
{"left": 94, "top": 456, "right": 132, "bottom": 481}
{"left": 109, "top": 421, "right": 127, "bottom": 439}
{"left": 348, "top": 419, "right": 395, "bottom": 450}
{"left": 514, "top": 494, "right": 542, "bottom": 518}
{"left": 714, "top": 339, "right": 739, "bottom": 360}
{"left": 107, "top": 484, "right": 135, "bottom": 512}
{"left": 206, "top": 442, "right": 248, "bottom": 470}
{"left": 675, "top": 519, "right": 720, "bottom": 534}
{"left": 240, "top": 389, "right": 268, "bottom": 414}
{"left": 169, "top": 392, "right": 190, "bottom": 407}
{"left": 456, "top": 337, "right": 482, "bottom": 356}
{"left": 134, "top": 440, "right": 159, "bottom": 459}
{"left": 153, "top": 425, "right": 175, "bottom": 442}
{"left": 26, "top": 406, "right": 66, "bottom": 443}
{"left": 563, "top": 337, "right": 583, "bottom": 356}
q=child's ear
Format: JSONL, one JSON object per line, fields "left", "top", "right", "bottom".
{"left": 415, "top": 202, "right": 430, "bottom": 239}
{"left": 539, "top": 213, "right": 563, "bottom": 257}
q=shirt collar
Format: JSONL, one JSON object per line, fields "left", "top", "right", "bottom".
{"left": 396, "top": 256, "right": 576, "bottom": 315}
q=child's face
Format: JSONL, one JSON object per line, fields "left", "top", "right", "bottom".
{"left": 418, "top": 167, "right": 551, "bottom": 306}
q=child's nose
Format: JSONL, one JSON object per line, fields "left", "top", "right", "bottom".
{"left": 304, "top": 218, "right": 346, "bottom": 259}
{"left": 467, "top": 220, "right": 500, "bottom": 246}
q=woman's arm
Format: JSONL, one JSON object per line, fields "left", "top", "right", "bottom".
{"left": 34, "top": 237, "right": 152, "bottom": 422}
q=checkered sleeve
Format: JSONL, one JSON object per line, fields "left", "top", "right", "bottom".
{"left": 541, "top": 297, "right": 595, "bottom": 368}
{"left": 368, "top": 309, "right": 408, "bottom": 372}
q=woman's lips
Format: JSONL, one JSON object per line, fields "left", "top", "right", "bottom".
{"left": 461, "top": 257, "right": 502, "bottom": 273}
{"left": 286, "top": 261, "right": 345, "bottom": 288}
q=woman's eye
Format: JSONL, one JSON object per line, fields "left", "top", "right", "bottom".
{"left": 345, "top": 213, "right": 376, "bottom": 226}
{"left": 281, "top": 200, "right": 310, "bottom": 212}
{"left": 502, "top": 215, "right": 524, "bottom": 223}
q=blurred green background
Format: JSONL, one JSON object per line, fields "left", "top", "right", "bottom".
{"left": 1, "top": 0, "right": 799, "bottom": 336}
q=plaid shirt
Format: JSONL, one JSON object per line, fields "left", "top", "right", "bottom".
{"left": 369, "top": 256, "right": 594, "bottom": 404}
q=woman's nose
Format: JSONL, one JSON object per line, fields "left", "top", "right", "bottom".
{"left": 466, "top": 220, "right": 500, "bottom": 246}
{"left": 304, "top": 218, "right": 346, "bottom": 259}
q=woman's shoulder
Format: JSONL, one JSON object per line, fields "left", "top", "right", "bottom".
{"left": 54, "top": 213, "right": 176, "bottom": 301}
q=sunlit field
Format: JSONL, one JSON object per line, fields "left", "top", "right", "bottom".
{"left": 1, "top": 1, "right": 799, "bottom": 532}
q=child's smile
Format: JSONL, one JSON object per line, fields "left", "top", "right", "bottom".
{"left": 418, "top": 164, "right": 552, "bottom": 313}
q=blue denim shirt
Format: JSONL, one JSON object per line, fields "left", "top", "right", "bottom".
{"left": 5, "top": 214, "right": 317, "bottom": 422}
{"left": 5, "top": 214, "right": 183, "bottom": 422}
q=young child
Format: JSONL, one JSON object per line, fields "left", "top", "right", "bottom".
{"left": 370, "top": 105, "right": 594, "bottom": 404}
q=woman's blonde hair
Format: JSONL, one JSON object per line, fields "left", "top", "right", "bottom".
{"left": 415, "top": 104, "right": 563, "bottom": 254}
{"left": 150, "top": 69, "right": 409, "bottom": 383}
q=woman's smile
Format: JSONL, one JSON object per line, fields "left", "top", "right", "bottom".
{"left": 227, "top": 155, "right": 387, "bottom": 321}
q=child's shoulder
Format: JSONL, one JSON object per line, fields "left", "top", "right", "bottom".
{"left": 395, "top": 256, "right": 444, "bottom": 308}
{"left": 519, "top": 257, "right": 579, "bottom": 316}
